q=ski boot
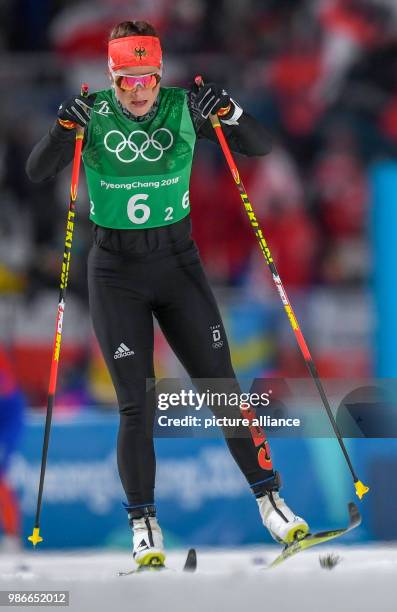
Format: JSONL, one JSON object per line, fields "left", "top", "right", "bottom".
{"left": 126, "top": 504, "right": 165, "bottom": 570}
{"left": 254, "top": 472, "right": 309, "bottom": 545}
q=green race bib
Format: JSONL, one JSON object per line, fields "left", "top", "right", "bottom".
{"left": 83, "top": 87, "right": 196, "bottom": 229}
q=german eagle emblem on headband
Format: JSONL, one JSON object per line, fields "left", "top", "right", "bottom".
{"left": 134, "top": 47, "right": 147, "bottom": 60}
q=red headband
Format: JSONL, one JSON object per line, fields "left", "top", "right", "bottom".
{"left": 108, "top": 35, "right": 162, "bottom": 71}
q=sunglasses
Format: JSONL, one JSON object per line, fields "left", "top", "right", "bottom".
{"left": 114, "top": 72, "right": 161, "bottom": 92}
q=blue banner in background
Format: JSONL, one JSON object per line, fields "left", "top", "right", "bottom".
{"left": 7, "top": 411, "right": 397, "bottom": 548}
{"left": 370, "top": 161, "right": 397, "bottom": 377}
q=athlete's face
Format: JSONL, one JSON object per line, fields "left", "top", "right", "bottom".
{"left": 112, "top": 65, "right": 161, "bottom": 117}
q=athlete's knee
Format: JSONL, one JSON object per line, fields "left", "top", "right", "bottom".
{"left": 116, "top": 379, "right": 154, "bottom": 417}
{"left": 118, "top": 397, "right": 155, "bottom": 433}
{"left": 118, "top": 396, "right": 146, "bottom": 419}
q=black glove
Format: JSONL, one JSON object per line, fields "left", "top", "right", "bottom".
{"left": 57, "top": 93, "right": 96, "bottom": 129}
{"left": 188, "top": 82, "right": 232, "bottom": 131}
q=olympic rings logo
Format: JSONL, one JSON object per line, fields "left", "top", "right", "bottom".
{"left": 104, "top": 128, "right": 174, "bottom": 163}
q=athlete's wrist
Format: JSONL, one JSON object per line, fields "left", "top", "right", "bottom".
{"left": 220, "top": 99, "right": 243, "bottom": 126}
{"left": 58, "top": 118, "right": 77, "bottom": 130}
{"left": 49, "top": 120, "right": 79, "bottom": 141}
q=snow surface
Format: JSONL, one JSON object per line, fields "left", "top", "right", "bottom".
{"left": 0, "top": 546, "right": 396, "bottom": 612}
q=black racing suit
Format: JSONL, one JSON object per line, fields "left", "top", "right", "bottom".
{"left": 26, "top": 94, "right": 277, "bottom": 509}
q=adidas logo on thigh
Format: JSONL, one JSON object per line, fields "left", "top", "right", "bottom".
{"left": 114, "top": 342, "right": 135, "bottom": 359}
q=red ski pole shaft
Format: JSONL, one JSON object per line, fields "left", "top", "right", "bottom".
{"left": 28, "top": 84, "right": 89, "bottom": 547}
{"left": 194, "top": 76, "right": 368, "bottom": 500}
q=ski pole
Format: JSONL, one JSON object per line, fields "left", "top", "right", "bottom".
{"left": 195, "top": 76, "right": 369, "bottom": 500}
{"left": 28, "top": 83, "right": 89, "bottom": 547}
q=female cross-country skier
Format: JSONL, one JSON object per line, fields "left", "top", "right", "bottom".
{"left": 26, "top": 19, "right": 308, "bottom": 569}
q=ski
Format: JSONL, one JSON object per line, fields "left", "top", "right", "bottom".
{"left": 118, "top": 548, "right": 197, "bottom": 576}
{"left": 183, "top": 547, "right": 197, "bottom": 572}
{"left": 267, "top": 502, "right": 361, "bottom": 569}
{"left": 117, "top": 503, "right": 360, "bottom": 575}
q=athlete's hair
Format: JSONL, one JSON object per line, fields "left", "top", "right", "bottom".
{"left": 109, "top": 21, "right": 159, "bottom": 40}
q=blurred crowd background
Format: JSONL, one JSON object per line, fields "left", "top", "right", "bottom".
{"left": 1, "top": 0, "right": 397, "bottom": 549}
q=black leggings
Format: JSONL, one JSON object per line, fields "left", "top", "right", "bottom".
{"left": 87, "top": 239, "right": 274, "bottom": 506}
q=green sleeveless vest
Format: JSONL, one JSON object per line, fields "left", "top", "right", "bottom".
{"left": 83, "top": 87, "right": 196, "bottom": 229}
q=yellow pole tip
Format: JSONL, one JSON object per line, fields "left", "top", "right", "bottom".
{"left": 355, "top": 480, "right": 369, "bottom": 499}
{"left": 28, "top": 528, "right": 43, "bottom": 547}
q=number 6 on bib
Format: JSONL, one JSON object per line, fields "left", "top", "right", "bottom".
{"left": 127, "top": 193, "right": 151, "bottom": 224}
